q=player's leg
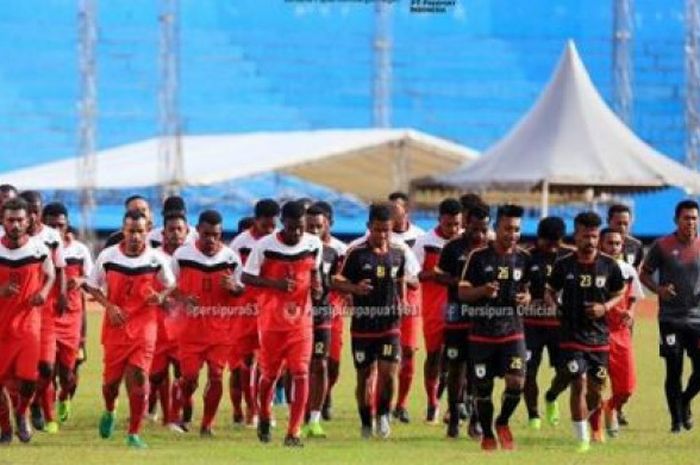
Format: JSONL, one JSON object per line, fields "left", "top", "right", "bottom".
{"left": 228, "top": 343, "right": 244, "bottom": 425}
{"left": 424, "top": 349, "right": 442, "bottom": 424}
{"left": 659, "top": 322, "right": 684, "bottom": 432}
{"left": 240, "top": 348, "right": 259, "bottom": 427}
{"left": 544, "top": 344, "right": 571, "bottom": 428}
{"left": 564, "top": 352, "right": 590, "bottom": 452}
{"left": 200, "top": 357, "right": 225, "bottom": 436}
{"left": 56, "top": 358, "right": 76, "bottom": 424}
{"left": 681, "top": 327, "right": 700, "bottom": 430}
{"left": 256, "top": 331, "right": 285, "bottom": 443}
{"left": 444, "top": 330, "right": 467, "bottom": 437}
{"left": 472, "top": 368, "right": 496, "bottom": 451}
{"left": 524, "top": 329, "right": 545, "bottom": 429}
{"left": 586, "top": 354, "right": 608, "bottom": 443}
{"left": 377, "top": 336, "right": 401, "bottom": 438}
{"left": 99, "top": 344, "right": 127, "bottom": 440}
{"left": 352, "top": 337, "right": 376, "bottom": 438}
{"left": 169, "top": 359, "right": 183, "bottom": 430}
{"left": 123, "top": 363, "right": 150, "bottom": 448}
{"left": 494, "top": 344, "right": 525, "bottom": 450}
{"left": 178, "top": 343, "right": 206, "bottom": 432}
{"left": 283, "top": 334, "right": 312, "bottom": 447}
{"left": 395, "top": 314, "right": 418, "bottom": 423}
{"left": 304, "top": 330, "right": 329, "bottom": 438}
{"left": 148, "top": 347, "right": 168, "bottom": 424}
{"left": 32, "top": 360, "right": 56, "bottom": 432}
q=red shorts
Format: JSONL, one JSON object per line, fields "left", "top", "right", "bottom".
{"left": 151, "top": 340, "right": 179, "bottom": 376}
{"left": 55, "top": 339, "right": 78, "bottom": 371}
{"left": 0, "top": 335, "right": 40, "bottom": 382}
{"left": 609, "top": 328, "right": 635, "bottom": 397}
{"left": 39, "top": 310, "right": 57, "bottom": 365}
{"left": 329, "top": 315, "right": 344, "bottom": 363}
{"left": 103, "top": 339, "right": 155, "bottom": 384}
{"left": 258, "top": 329, "right": 312, "bottom": 378}
{"left": 228, "top": 319, "right": 259, "bottom": 369}
{"left": 179, "top": 341, "right": 231, "bottom": 380}
{"left": 400, "top": 314, "right": 420, "bottom": 350}
{"left": 422, "top": 318, "right": 444, "bottom": 353}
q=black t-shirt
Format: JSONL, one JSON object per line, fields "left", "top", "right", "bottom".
{"left": 313, "top": 244, "right": 342, "bottom": 327}
{"left": 623, "top": 235, "right": 644, "bottom": 269}
{"left": 525, "top": 246, "right": 572, "bottom": 324}
{"left": 643, "top": 233, "right": 700, "bottom": 324}
{"left": 436, "top": 234, "right": 472, "bottom": 327}
{"left": 548, "top": 252, "right": 625, "bottom": 347}
{"left": 461, "top": 244, "right": 531, "bottom": 339}
{"left": 340, "top": 241, "right": 406, "bottom": 336}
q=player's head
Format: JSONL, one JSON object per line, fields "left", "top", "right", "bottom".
{"left": 163, "top": 211, "right": 188, "bottom": 252}
{"left": 65, "top": 225, "right": 77, "bottom": 242}
{"left": 607, "top": 204, "right": 633, "bottom": 238}
{"left": 459, "top": 193, "right": 484, "bottom": 227}
{"left": 464, "top": 202, "right": 490, "bottom": 248}
{"left": 574, "top": 211, "right": 602, "bottom": 255}
{"left": 18, "top": 190, "right": 42, "bottom": 231}
{"left": 162, "top": 195, "right": 186, "bottom": 216}
{"left": 0, "top": 184, "right": 17, "bottom": 209}
{"left": 197, "top": 210, "right": 223, "bottom": 255}
{"left": 297, "top": 197, "right": 314, "bottom": 212}
{"left": 2, "top": 197, "right": 30, "bottom": 241}
{"left": 600, "top": 227, "right": 623, "bottom": 258}
{"left": 124, "top": 194, "right": 152, "bottom": 226}
{"left": 237, "top": 216, "right": 255, "bottom": 234}
{"left": 42, "top": 201, "right": 69, "bottom": 236}
{"left": 122, "top": 209, "right": 149, "bottom": 254}
{"left": 367, "top": 203, "right": 393, "bottom": 249}
{"left": 388, "top": 192, "right": 409, "bottom": 230}
{"left": 314, "top": 201, "right": 334, "bottom": 225}
{"left": 675, "top": 199, "right": 699, "bottom": 239}
{"left": 438, "top": 198, "right": 462, "bottom": 239}
{"left": 280, "top": 200, "right": 306, "bottom": 245}
{"left": 253, "top": 198, "right": 280, "bottom": 236}
{"left": 305, "top": 204, "right": 329, "bottom": 239}
{"left": 494, "top": 204, "right": 523, "bottom": 250}
{"left": 537, "top": 216, "right": 566, "bottom": 251}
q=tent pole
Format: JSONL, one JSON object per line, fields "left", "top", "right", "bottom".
{"left": 541, "top": 180, "right": 549, "bottom": 218}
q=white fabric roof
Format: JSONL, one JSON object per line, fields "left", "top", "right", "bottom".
{"left": 0, "top": 129, "right": 477, "bottom": 201}
{"left": 420, "top": 41, "right": 700, "bottom": 194}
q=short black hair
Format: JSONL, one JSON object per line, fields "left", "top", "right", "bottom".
{"left": 600, "top": 227, "right": 622, "bottom": 238}
{"left": 297, "top": 197, "right": 314, "bottom": 210}
{"left": 254, "top": 198, "right": 280, "bottom": 218}
{"left": 369, "top": 204, "right": 392, "bottom": 223}
{"left": 237, "top": 216, "right": 255, "bottom": 233}
{"left": 198, "top": 210, "right": 222, "bottom": 226}
{"left": 67, "top": 225, "right": 78, "bottom": 237}
{"left": 42, "top": 202, "right": 68, "bottom": 219}
{"left": 574, "top": 211, "right": 602, "bottom": 229}
{"left": 675, "top": 199, "right": 700, "bottom": 219}
{"left": 19, "top": 190, "right": 42, "bottom": 208}
{"left": 0, "top": 184, "right": 17, "bottom": 195}
{"left": 537, "top": 216, "right": 566, "bottom": 241}
{"left": 123, "top": 209, "right": 147, "bottom": 223}
{"left": 2, "top": 197, "right": 29, "bottom": 215}
{"left": 164, "top": 211, "right": 187, "bottom": 225}
{"left": 459, "top": 193, "right": 483, "bottom": 212}
{"left": 162, "top": 195, "right": 186, "bottom": 215}
{"left": 306, "top": 204, "right": 326, "bottom": 217}
{"left": 467, "top": 202, "right": 490, "bottom": 221}
{"left": 496, "top": 204, "right": 524, "bottom": 222}
{"left": 388, "top": 191, "right": 409, "bottom": 202}
{"left": 281, "top": 200, "right": 306, "bottom": 220}
{"left": 124, "top": 194, "right": 147, "bottom": 208}
{"left": 312, "top": 201, "right": 334, "bottom": 222}
{"left": 438, "top": 198, "right": 462, "bottom": 216}
{"left": 607, "top": 203, "right": 631, "bottom": 221}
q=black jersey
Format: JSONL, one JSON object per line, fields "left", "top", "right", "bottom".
{"left": 436, "top": 234, "right": 473, "bottom": 328}
{"left": 548, "top": 252, "right": 625, "bottom": 348}
{"left": 340, "top": 240, "right": 407, "bottom": 337}
{"left": 461, "top": 244, "right": 531, "bottom": 341}
{"left": 623, "top": 235, "right": 644, "bottom": 269}
{"left": 313, "top": 243, "right": 343, "bottom": 327}
{"left": 525, "top": 246, "right": 572, "bottom": 326}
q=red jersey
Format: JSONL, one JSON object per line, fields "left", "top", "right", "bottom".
{"left": 243, "top": 232, "right": 322, "bottom": 332}
{"left": 0, "top": 236, "right": 53, "bottom": 339}
{"left": 607, "top": 259, "right": 644, "bottom": 332}
{"left": 54, "top": 239, "right": 93, "bottom": 341}
{"left": 413, "top": 227, "right": 455, "bottom": 322}
{"left": 172, "top": 242, "right": 243, "bottom": 345}
{"left": 87, "top": 244, "right": 175, "bottom": 345}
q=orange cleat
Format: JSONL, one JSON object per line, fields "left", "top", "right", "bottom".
{"left": 496, "top": 424, "right": 515, "bottom": 450}
{"left": 481, "top": 436, "right": 498, "bottom": 451}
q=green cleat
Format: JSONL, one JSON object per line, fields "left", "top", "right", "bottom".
{"left": 126, "top": 434, "right": 148, "bottom": 449}
{"left": 528, "top": 418, "right": 542, "bottom": 430}
{"left": 303, "top": 421, "right": 327, "bottom": 438}
{"left": 545, "top": 400, "right": 560, "bottom": 427}
{"left": 45, "top": 421, "right": 59, "bottom": 434}
{"left": 99, "top": 411, "right": 116, "bottom": 439}
{"left": 576, "top": 439, "right": 591, "bottom": 453}
{"left": 57, "top": 400, "right": 71, "bottom": 423}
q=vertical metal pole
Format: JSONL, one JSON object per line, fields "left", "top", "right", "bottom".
{"left": 373, "top": 1, "right": 392, "bottom": 128}
{"left": 686, "top": 0, "right": 700, "bottom": 171}
{"left": 612, "top": 0, "right": 634, "bottom": 126}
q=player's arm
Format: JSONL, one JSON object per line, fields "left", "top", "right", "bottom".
{"left": 220, "top": 255, "right": 245, "bottom": 296}
{"left": 402, "top": 243, "right": 420, "bottom": 290}
{"left": 32, "top": 251, "right": 57, "bottom": 306}
{"left": 585, "top": 261, "right": 626, "bottom": 319}
{"left": 544, "top": 258, "right": 565, "bottom": 309}
{"left": 433, "top": 244, "right": 459, "bottom": 287}
{"left": 333, "top": 249, "right": 373, "bottom": 296}
{"left": 84, "top": 253, "right": 126, "bottom": 326}
{"left": 53, "top": 242, "right": 69, "bottom": 314}
{"left": 457, "top": 251, "right": 497, "bottom": 302}
{"left": 240, "top": 242, "right": 294, "bottom": 292}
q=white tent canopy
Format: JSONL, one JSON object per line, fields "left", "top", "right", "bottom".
{"left": 0, "top": 129, "right": 477, "bottom": 202}
{"left": 418, "top": 40, "right": 700, "bottom": 200}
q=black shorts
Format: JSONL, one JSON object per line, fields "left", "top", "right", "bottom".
{"left": 525, "top": 325, "right": 561, "bottom": 371}
{"left": 351, "top": 335, "right": 401, "bottom": 369}
{"left": 468, "top": 338, "right": 526, "bottom": 380}
{"left": 659, "top": 320, "right": 700, "bottom": 358}
{"left": 444, "top": 328, "right": 470, "bottom": 363}
{"left": 312, "top": 328, "right": 331, "bottom": 359}
{"left": 559, "top": 349, "right": 609, "bottom": 383}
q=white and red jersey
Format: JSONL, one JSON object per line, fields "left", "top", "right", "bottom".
{"left": 391, "top": 223, "right": 425, "bottom": 248}
{"left": 413, "top": 227, "right": 458, "bottom": 322}
{"left": 229, "top": 227, "right": 269, "bottom": 265}
{"left": 607, "top": 259, "right": 644, "bottom": 332}
{"left": 0, "top": 236, "right": 53, "bottom": 339}
{"left": 147, "top": 226, "right": 198, "bottom": 248}
{"left": 243, "top": 232, "right": 322, "bottom": 332}
{"left": 172, "top": 242, "right": 243, "bottom": 345}
{"left": 87, "top": 244, "right": 175, "bottom": 345}
{"left": 54, "top": 238, "right": 93, "bottom": 346}
{"left": 32, "top": 224, "right": 66, "bottom": 269}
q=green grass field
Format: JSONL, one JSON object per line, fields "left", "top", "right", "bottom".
{"left": 3, "top": 310, "right": 700, "bottom": 465}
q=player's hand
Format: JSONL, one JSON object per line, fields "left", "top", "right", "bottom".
{"left": 0, "top": 281, "right": 20, "bottom": 298}
{"left": 515, "top": 291, "right": 531, "bottom": 306}
{"left": 30, "top": 292, "right": 47, "bottom": 307}
{"left": 354, "top": 279, "right": 374, "bottom": 296}
{"left": 621, "top": 311, "right": 634, "bottom": 327}
{"left": 56, "top": 294, "right": 69, "bottom": 315}
{"left": 106, "top": 303, "right": 126, "bottom": 327}
{"left": 311, "top": 282, "right": 323, "bottom": 301}
{"left": 67, "top": 277, "right": 84, "bottom": 291}
{"left": 146, "top": 287, "right": 165, "bottom": 306}
{"left": 276, "top": 278, "right": 297, "bottom": 293}
{"left": 584, "top": 301, "right": 606, "bottom": 319}
{"left": 481, "top": 281, "right": 500, "bottom": 299}
{"left": 658, "top": 284, "right": 677, "bottom": 301}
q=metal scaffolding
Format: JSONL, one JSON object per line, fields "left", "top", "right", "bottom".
{"left": 612, "top": 0, "right": 634, "bottom": 126}
{"left": 158, "top": 0, "right": 183, "bottom": 200}
{"left": 77, "top": 0, "right": 97, "bottom": 248}
{"left": 686, "top": 0, "right": 700, "bottom": 170}
{"left": 372, "top": 1, "right": 392, "bottom": 128}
